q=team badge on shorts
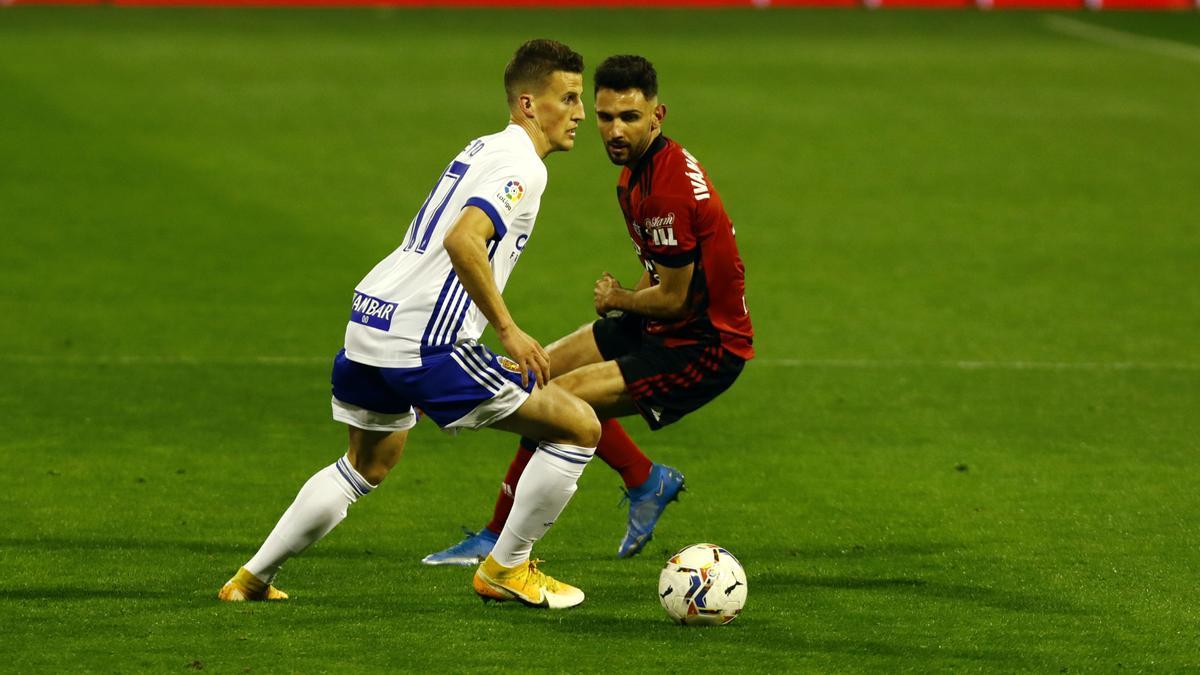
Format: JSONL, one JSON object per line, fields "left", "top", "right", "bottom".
{"left": 495, "top": 180, "right": 525, "bottom": 215}
{"left": 497, "top": 356, "right": 522, "bottom": 373}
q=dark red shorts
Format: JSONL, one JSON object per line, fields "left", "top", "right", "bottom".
{"left": 592, "top": 312, "right": 746, "bottom": 431}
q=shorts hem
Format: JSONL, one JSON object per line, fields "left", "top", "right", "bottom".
{"left": 331, "top": 396, "right": 418, "bottom": 432}
{"left": 443, "top": 381, "right": 530, "bottom": 431}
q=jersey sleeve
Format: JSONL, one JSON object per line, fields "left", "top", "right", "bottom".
{"left": 639, "top": 193, "right": 697, "bottom": 268}
{"left": 462, "top": 158, "right": 543, "bottom": 241}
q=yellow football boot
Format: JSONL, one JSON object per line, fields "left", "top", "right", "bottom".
{"left": 473, "top": 555, "right": 584, "bottom": 609}
{"left": 218, "top": 567, "right": 289, "bottom": 602}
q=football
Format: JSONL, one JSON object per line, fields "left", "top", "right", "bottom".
{"left": 658, "top": 543, "right": 748, "bottom": 625}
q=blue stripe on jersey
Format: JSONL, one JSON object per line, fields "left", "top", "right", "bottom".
{"left": 465, "top": 196, "right": 508, "bottom": 241}
{"left": 433, "top": 282, "right": 469, "bottom": 345}
{"left": 420, "top": 272, "right": 460, "bottom": 356}
{"left": 438, "top": 239, "right": 500, "bottom": 347}
{"left": 420, "top": 238, "right": 504, "bottom": 355}
{"left": 444, "top": 294, "right": 474, "bottom": 346}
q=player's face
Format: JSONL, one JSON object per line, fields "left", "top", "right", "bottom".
{"left": 532, "top": 71, "right": 585, "bottom": 154}
{"left": 595, "top": 88, "right": 664, "bottom": 166}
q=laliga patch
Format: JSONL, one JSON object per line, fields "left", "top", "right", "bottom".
{"left": 497, "top": 356, "right": 522, "bottom": 373}
{"left": 350, "top": 291, "right": 397, "bottom": 331}
{"left": 494, "top": 179, "right": 525, "bottom": 215}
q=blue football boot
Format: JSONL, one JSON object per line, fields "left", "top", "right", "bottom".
{"left": 421, "top": 527, "right": 498, "bottom": 566}
{"left": 617, "top": 464, "right": 686, "bottom": 558}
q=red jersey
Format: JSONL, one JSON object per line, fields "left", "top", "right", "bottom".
{"left": 617, "top": 136, "right": 754, "bottom": 360}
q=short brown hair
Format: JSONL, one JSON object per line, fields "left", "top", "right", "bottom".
{"left": 504, "top": 39, "right": 584, "bottom": 105}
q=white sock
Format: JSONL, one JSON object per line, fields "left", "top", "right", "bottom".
{"left": 491, "top": 442, "right": 595, "bottom": 568}
{"left": 244, "top": 454, "right": 375, "bottom": 582}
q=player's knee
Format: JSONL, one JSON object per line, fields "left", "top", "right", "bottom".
{"left": 357, "top": 462, "right": 392, "bottom": 486}
{"left": 568, "top": 399, "right": 601, "bottom": 447}
{"left": 347, "top": 429, "right": 406, "bottom": 486}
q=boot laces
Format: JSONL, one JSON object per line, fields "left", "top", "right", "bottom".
{"left": 522, "top": 559, "right": 560, "bottom": 592}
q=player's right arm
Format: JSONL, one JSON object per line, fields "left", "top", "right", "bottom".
{"left": 633, "top": 270, "right": 652, "bottom": 292}
{"left": 594, "top": 264, "right": 692, "bottom": 320}
{"left": 443, "top": 205, "right": 549, "bottom": 388}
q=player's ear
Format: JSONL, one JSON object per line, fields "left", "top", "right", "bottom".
{"left": 653, "top": 104, "right": 667, "bottom": 128}
{"left": 518, "top": 93, "right": 536, "bottom": 119}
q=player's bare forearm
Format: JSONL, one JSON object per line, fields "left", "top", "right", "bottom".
{"left": 595, "top": 264, "right": 692, "bottom": 320}
{"left": 607, "top": 285, "right": 688, "bottom": 319}
{"left": 444, "top": 209, "right": 515, "bottom": 334}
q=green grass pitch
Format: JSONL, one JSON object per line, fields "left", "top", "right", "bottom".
{"left": 1, "top": 6, "right": 1198, "bottom": 672}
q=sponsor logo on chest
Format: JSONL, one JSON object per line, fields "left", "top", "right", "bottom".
{"left": 350, "top": 291, "right": 397, "bottom": 331}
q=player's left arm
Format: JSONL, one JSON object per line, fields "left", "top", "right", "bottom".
{"left": 595, "top": 264, "right": 692, "bottom": 320}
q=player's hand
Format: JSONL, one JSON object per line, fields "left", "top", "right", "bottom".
{"left": 594, "top": 272, "right": 623, "bottom": 315}
{"left": 497, "top": 324, "right": 550, "bottom": 389}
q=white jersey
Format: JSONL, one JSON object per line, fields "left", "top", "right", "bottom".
{"left": 344, "top": 124, "right": 547, "bottom": 368}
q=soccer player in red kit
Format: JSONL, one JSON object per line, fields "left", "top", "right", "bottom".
{"left": 424, "top": 54, "right": 753, "bottom": 564}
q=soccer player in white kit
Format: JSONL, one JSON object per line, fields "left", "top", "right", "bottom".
{"left": 218, "top": 40, "right": 597, "bottom": 609}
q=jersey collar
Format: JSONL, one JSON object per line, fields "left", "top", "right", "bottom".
{"left": 627, "top": 134, "right": 669, "bottom": 187}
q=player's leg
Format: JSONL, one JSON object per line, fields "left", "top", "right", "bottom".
{"left": 420, "top": 439, "right": 533, "bottom": 566}
{"left": 424, "top": 318, "right": 658, "bottom": 565}
{"left": 422, "top": 322, "right": 608, "bottom": 566}
{"left": 544, "top": 321, "right": 607, "bottom": 376}
{"left": 600, "top": 342, "right": 746, "bottom": 556}
{"left": 405, "top": 341, "right": 598, "bottom": 607}
{"left": 547, "top": 359, "right": 685, "bottom": 557}
{"left": 220, "top": 428, "right": 408, "bottom": 602}
{"left": 423, "top": 320, "right": 638, "bottom": 565}
{"left": 558, "top": 317, "right": 664, "bottom": 493}
{"left": 219, "top": 351, "right": 416, "bottom": 601}
{"left": 469, "top": 381, "right": 600, "bottom": 608}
